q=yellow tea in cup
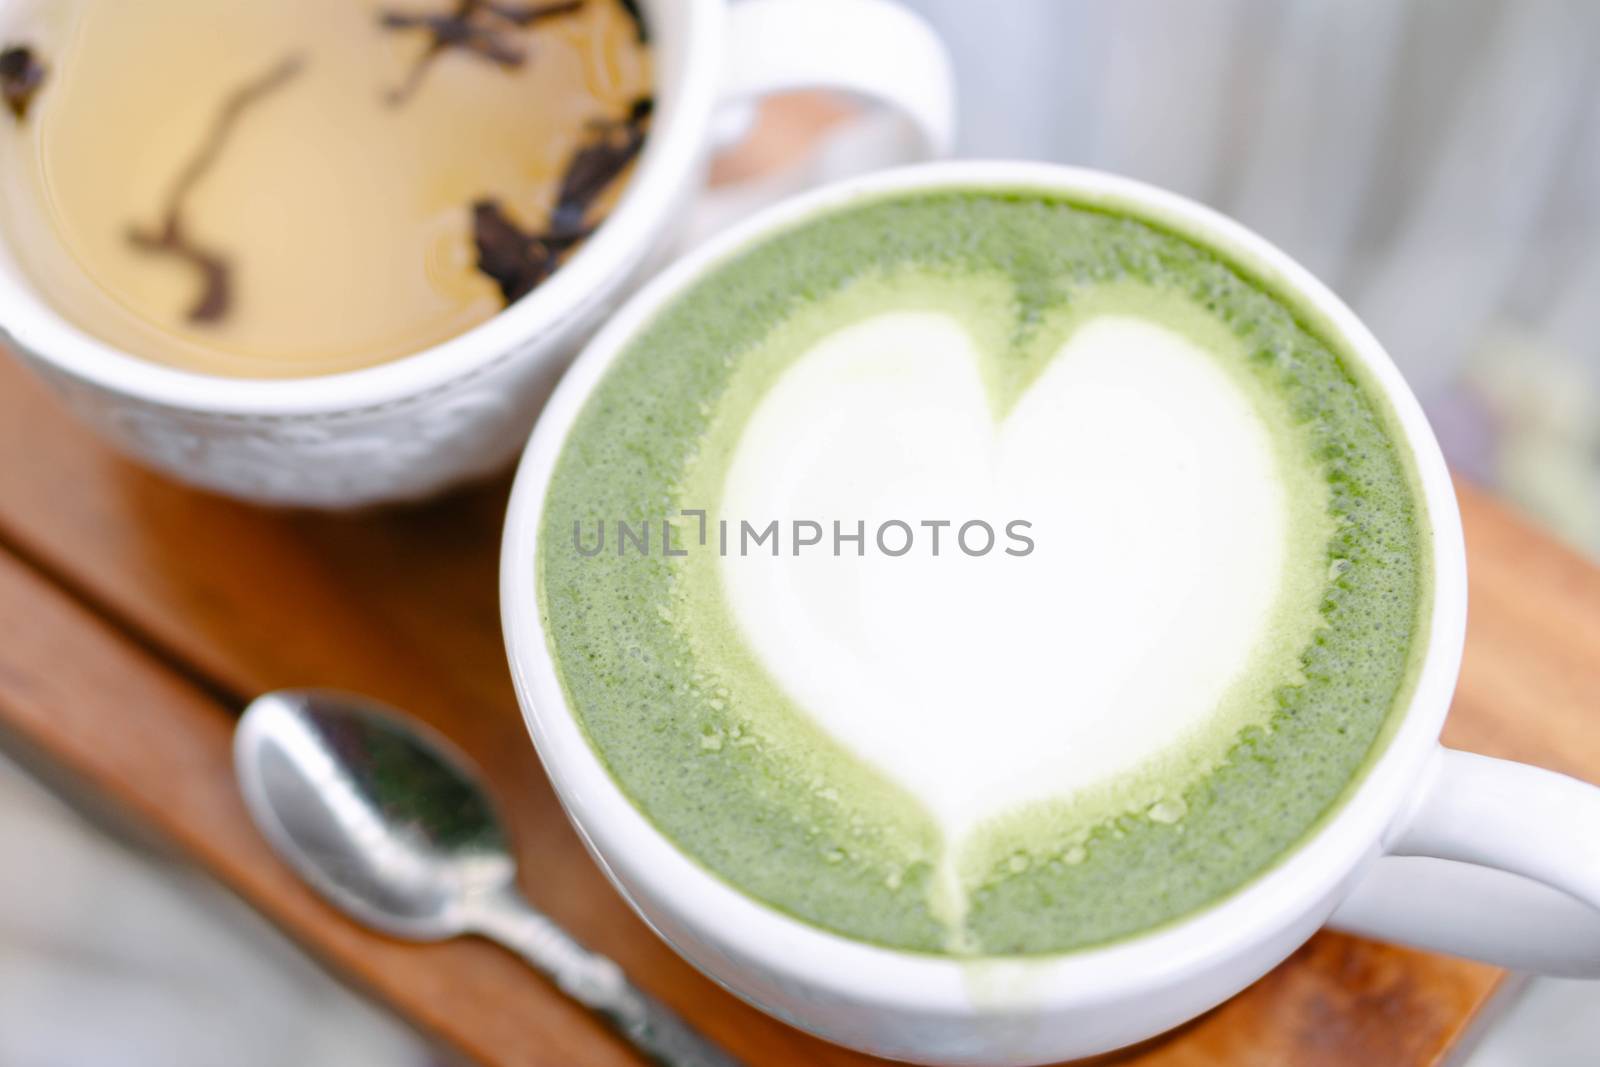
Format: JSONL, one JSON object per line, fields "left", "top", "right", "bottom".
{"left": 0, "top": 0, "right": 652, "bottom": 377}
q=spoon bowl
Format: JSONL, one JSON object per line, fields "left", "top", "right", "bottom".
{"left": 235, "top": 688, "right": 514, "bottom": 940}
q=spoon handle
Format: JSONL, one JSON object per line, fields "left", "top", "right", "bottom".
{"left": 471, "top": 893, "right": 744, "bottom": 1067}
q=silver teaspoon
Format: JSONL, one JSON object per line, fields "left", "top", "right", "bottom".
{"left": 234, "top": 688, "right": 742, "bottom": 1067}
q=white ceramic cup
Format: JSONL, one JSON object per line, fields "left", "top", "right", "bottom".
{"left": 502, "top": 161, "right": 1600, "bottom": 1065}
{"left": 0, "top": 0, "right": 953, "bottom": 507}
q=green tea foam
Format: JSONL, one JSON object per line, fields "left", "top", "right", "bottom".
{"left": 536, "top": 190, "right": 1430, "bottom": 955}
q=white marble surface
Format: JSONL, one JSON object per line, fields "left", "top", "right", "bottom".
{"left": 1464, "top": 979, "right": 1600, "bottom": 1066}
{"left": 0, "top": 753, "right": 431, "bottom": 1067}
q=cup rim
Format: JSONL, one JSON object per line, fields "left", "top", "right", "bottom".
{"left": 0, "top": 0, "right": 721, "bottom": 418}
{"left": 500, "top": 160, "right": 1468, "bottom": 1014}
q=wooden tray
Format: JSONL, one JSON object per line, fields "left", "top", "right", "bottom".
{"left": 1, "top": 330, "right": 1598, "bottom": 1064}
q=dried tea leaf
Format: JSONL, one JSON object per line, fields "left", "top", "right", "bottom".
{"left": 617, "top": 0, "right": 648, "bottom": 43}
{"left": 472, "top": 199, "right": 560, "bottom": 304}
{"left": 380, "top": 0, "right": 583, "bottom": 105}
{"left": 126, "top": 224, "right": 232, "bottom": 323}
{"left": 127, "top": 54, "right": 305, "bottom": 324}
{"left": 381, "top": 2, "right": 527, "bottom": 101}
{"left": 484, "top": 1, "right": 584, "bottom": 26}
{"left": 549, "top": 95, "right": 651, "bottom": 234}
{"left": 0, "top": 45, "right": 46, "bottom": 121}
{"left": 470, "top": 95, "right": 648, "bottom": 305}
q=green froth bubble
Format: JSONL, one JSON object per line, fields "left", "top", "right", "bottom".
{"left": 536, "top": 190, "right": 1430, "bottom": 956}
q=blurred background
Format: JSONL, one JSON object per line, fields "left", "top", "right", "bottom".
{"left": 3, "top": 0, "right": 1598, "bottom": 1063}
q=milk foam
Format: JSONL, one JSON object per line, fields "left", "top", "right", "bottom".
{"left": 719, "top": 311, "right": 1290, "bottom": 840}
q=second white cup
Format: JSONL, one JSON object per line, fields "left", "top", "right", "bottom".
{"left": 0, "top": 0, "right": 954, "bottom": 507}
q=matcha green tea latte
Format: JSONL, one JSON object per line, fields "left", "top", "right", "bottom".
{"left": 535, "top": 189, "right": 1431, "bottom": 956}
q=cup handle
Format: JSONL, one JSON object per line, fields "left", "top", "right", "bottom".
{"left": 1329, "top": 747, "right": 1600, "bottom": 976}
{"left": 684, "top": 0, "right": 956, "bottom": 241}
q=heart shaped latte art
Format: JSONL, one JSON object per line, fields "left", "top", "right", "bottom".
{"left": 689, "top": 285, "right": 1330, "bottom": 854}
